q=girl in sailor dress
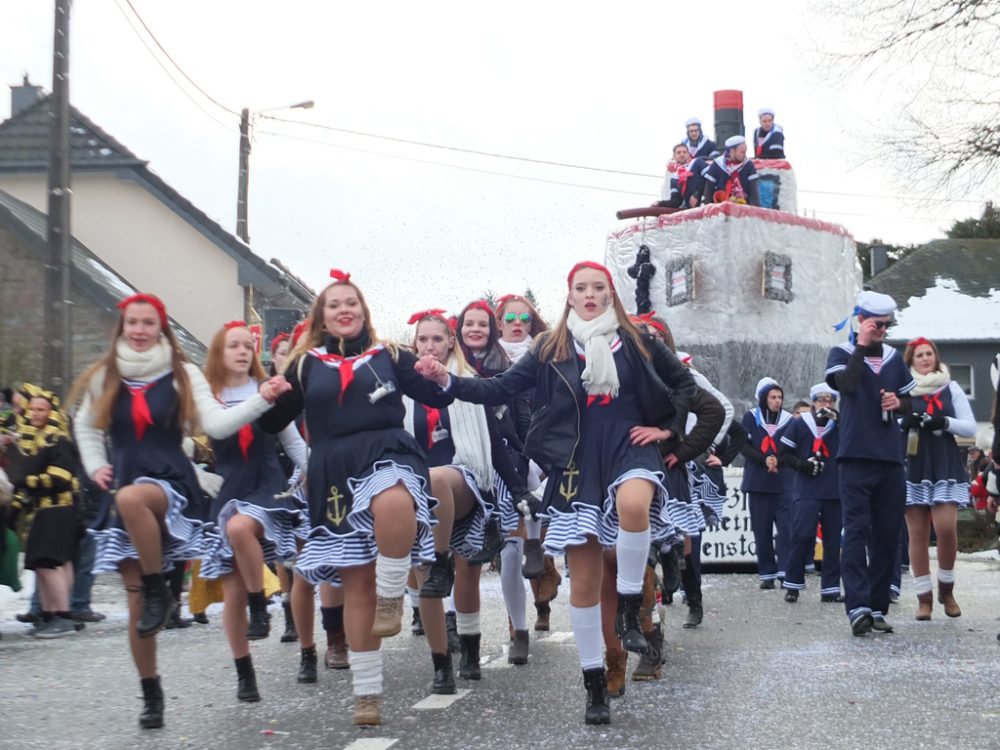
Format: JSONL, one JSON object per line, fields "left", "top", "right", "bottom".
{"left": 406, "top": 309, "right": 530, "bottom": 680}
{"left": 197, "top": 321, "right": 309, "bottom": 702}
{"left": 456, "top": 298, "right": 550, "bottom": 660}
{"left": 415, "top": 262, "right": 698, "bottom": 725}
{"left": 740, "top": 377, "right": 794, "bottom": 588}
{"left": 258, "top": 270, "right": 453, "bottom": 727}
{"left": 900, "top": 337, "right": 976, "bottom": 620}
{"left": 71, "top": 294, "right": 286, "bottom": 730}
{"left": 493, "top": 294, "right": 563, "bottom": 632}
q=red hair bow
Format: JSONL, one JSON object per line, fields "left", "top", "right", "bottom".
{"left": 908, "top": 336, "right": 934, "bottom": 350}
{"left": 329, "top": 269, "right": 352, "bottom": 283}
{"left": 496, "top": 294, "right": 520, "bottom": 309}
{"left": 118, "top": 293, "right": 168, "bottom": 328}
{"left": 634, "top": 310, "right": 667, "bottom": 337}
{"left": 270, "top": 332, "right": 290, "bottom": 354}
{"left": 408, "top": 308, "right": 447, "bottom": 325}
{"left": 464, "top": 300, "right": 494, "bottom": 316}
{"left": 223, "top": 320, "right": 247, "bottom": 330}
{"left": 567, "top": 261, "right": 615, "bottom": 291}
{"left": 292, "top": 321, "right": 308, "bottom": 346}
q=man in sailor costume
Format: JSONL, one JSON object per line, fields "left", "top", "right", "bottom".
{"left": 825, "top": 291, "right": 916, "bottom": 636}
{"left": 702, "top": 135, "right": 760, "bottom": 206}
{"left": 753, "top": 107, "right": 785, "bottom": 159}
{"left": 682, "top": 117, "right": 717, "bottom": 160}
{"left": 657, "top": 143, "right": 709, "bottom": 209}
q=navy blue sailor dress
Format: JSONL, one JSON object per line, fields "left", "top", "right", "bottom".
{"left": 258, "top": 338, "right": 454, "bottom": 585}
{"left": 904, "top": 381, "right": 973, "bottom": 507}
{"left": 90, "top": 372, "right": 207, "bottom": 573}
{"left": 199, "top": 381, "right": 309, "bottom": 579}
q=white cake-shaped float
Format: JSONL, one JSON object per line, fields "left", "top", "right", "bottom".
{"left": 606, "top": 201, "right": 861, "bottom": 404}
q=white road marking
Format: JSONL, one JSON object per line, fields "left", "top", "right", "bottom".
{"left": 342, "top": 738, "right": 399, "bottom": 750}
{"left": 482, "top": 645, "right": 511, "bottom": 668}
{"left": 412, "top": 689, "right": 472, "bottom": 710}
{"left": 541, "top": 630, "right": 574, "bottom": 643}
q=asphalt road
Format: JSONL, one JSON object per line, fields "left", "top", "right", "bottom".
{"left": 3, "top": 554, "right": 1000, "bottom": 750}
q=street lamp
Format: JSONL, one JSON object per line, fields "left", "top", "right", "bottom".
{"left": 236, "top": 100, "right": 314, "bottom": 244}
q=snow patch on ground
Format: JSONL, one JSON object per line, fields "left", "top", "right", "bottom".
{"left": 892, "top": 277, "right": 1000, "bottom": 340}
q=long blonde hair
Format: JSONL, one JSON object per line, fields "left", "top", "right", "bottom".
{"left": 68, "top": 316, "right": 196, "bottom": 431}
{"left": 538, "top": 292, "right": 650, "bottom": 363}
{"left": 411, "top": 314, "right": 475, "bottom": 375}
{"left": 204, "top": 324, "right": 269, "bottom": 396}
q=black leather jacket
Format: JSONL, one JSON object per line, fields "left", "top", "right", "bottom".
{"left": 449, "top": 331, "right": 696, "bottom": 470}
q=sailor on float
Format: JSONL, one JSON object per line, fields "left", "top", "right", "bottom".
{"left": 702, "top": 135, "right": 761, "bottom": 206}
{"left": 753, "top": 107, "right": 785, "bottom": 159}
{"left": 682, "top": 116, "right": 717, "bottom": 160}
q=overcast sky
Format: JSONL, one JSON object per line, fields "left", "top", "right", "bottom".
{"left": 1, "top": 1, "right": 992, "bottom": 332}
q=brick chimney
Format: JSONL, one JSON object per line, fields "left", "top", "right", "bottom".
{"left": 10, "top": 75, "right": 45, "bottom": 117}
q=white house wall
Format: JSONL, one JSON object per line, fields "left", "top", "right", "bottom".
{"left": 0, "top": 173, "right": 243, "bottom": 344}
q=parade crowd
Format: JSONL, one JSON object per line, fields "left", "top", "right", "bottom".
{"left": 0, "top": 113, "right": 998, "bottom": 730}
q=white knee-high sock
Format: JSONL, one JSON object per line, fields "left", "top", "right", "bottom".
{"left": 524, "top": 518, "right": 542, "bottom": 540}
{"left": 455, "top": 611, "right": 480, "bottom": 635}
{"left": 349, "top": 649, "right": 383, "bottom": 696}
{"left": 616, "top": 528, "right": 651, "bottom": 595}
{"left": 913, "top": 574, "right": 932, "bottom": 596}
{"left": 937, "top": 568, "right": 955, "bottom": 585}
{"left": 406, "top": 586, "right": 420, "bottom": 608}
{"left": 569, "top": 603, "right": 603, "bottom": 670}
{"left": 500, "top": 538, "right": 528, "bottom": 631}
{"left": 375, "top": 554, "right": 410, "bottom": 599}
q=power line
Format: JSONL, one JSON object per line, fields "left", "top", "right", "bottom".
{"left": 119, "top": 0, "right": 240, "bottom": 117}
{"left": 112, "top": 0, "right": 235, "bottom": 133}
{"left": 254, "top": 128, "right": 653, "bottom": 198}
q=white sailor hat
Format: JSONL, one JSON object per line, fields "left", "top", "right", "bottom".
{"left": 685, "top": 117, "right": 702, "bottom": 127}
{"left": 855, "top": 290, "right": 897, "bottom": 317}
{"left": 758, "top": 107, "right": 775, "bottom": 118}
{"left": 809, "top": 383, "right": 838, "bottom": 402}
{"left": 724, "top": 135, "right": 746, "bottom": 149}
{"left": 755, "top": 376, "right": 780, "bottom": 399}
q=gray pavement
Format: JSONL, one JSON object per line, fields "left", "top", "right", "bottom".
{"left": 3, "top": 555, "right": 1000, "bottom": 750}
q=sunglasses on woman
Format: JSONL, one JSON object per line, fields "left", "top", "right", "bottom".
{"left": 503, "top": 312, "right": 531, "bottom": 323}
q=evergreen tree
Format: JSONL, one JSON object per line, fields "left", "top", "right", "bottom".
{"left": 946, "top": 202, "right": 1000, "bottom": 239}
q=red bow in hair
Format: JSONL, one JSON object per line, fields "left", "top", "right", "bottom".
{"left": 448, "top": 316, "right": 458, "bottom": 332}
{"left": 923, "top": 393, "right": 944, "bottom": 415}
{"left": 223, "top": 320, "right": 247, "bottom": 330}
{"left": 496, "top": 294, "right": 519, "bottom": 309}
{"left": 567, "top": 261, "right": 615, "bottom": 291}
{"left": 118, "top": 293, "right": 168, "bottom": 328}
{"left": 635, "top": 311, "right": 667, "bottom": 337}
{"left": 464, "top": 300, "right": 494, "bottom": 316}
{"left": 125, "top": 382, "right": 155, "bottom": 441}
{"left": 408, "top": 308, "right": 447, "bottom": 325}
{"left": 422, "top": 405, "right": 441, "bottom": 449}
{"left": 811, "top": 436, "right": 830, "bottom": 458}
{"left": 329, "top": 269, "right": 352, "bottom": 283}
{"left": 238, "top": 423, "right": 254, "bottom": 461}
{"left": 292, "top": 321, "right": 308, "bottom": 346}
{"left": 270, "top": 332, "right": 290, "bottom": 354}
{"left": 908, "top": 336, "right": 935, "bottom": 353}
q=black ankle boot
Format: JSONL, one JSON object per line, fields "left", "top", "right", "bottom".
{"left": 246, "top": 591, "right": 271, "bottom": 640}
{"left": 582, "top": 668, "right": 611, "bottom": 725}
{"left": 615, "top": 593, "right": 648, "bottom": 654}
{"left": 458, "top": 633, "right": 482, "bottom": 680}
{"left": 235, "top": 654, "right": 261, "bottom": 702}
{"left": 137, "top": 574, "right": 175, "bottom": 638}
{"left": 420, "top": 551, "right": 455, "bottom": 599}
{"left": 297, "top": 645, "right": 318, "bottom": 684}
{"left": 445, "top": 611, "right": 461, "bottom": 653}
{"left": 411, "top": 607, "right": 425, "bottom": 636}
{"left": 280, "top": 601, "right": 298, "bottom": 643}
{"left": 139, "top": 676, "right": 164, "bottom": 729}
{"left": 467, "top": 518, "right": 504, "bottom": 566}
{"left": 432, "top": 651, "right": 457, "bottom": 694}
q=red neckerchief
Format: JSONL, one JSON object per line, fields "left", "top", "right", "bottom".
{"left": 676, "top": 163, "right": 692, "bottom": 195}
{"left": 238, "top": 423, "right": 254, "bottom": 462}
{"left": 760, "top": 423, "right": 779, "bottom": 454}
{"left": 422, "top": 405, "right": 441, "bottom": 450}
{"left": 125, "top": 382, "right": 155, "bottom": 441}
{"left": 313, "top": 347, "right": 383, "bottom": 405}
{"left": 923, "top": 392, "right": 944, "bottom": 415}
{"left": 811, "top": 435, "right": 830, "bottom": 458}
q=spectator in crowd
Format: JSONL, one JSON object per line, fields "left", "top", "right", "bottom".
{"left": 683, "top": 117, "right": 717, "bottom": 159}
{"left": 753, "top": 108, "right": 785, "bottom": 159}
{"left": 702, "top": 136, "right": 760, "bottom": 207}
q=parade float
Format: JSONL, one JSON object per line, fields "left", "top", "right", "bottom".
{"left": 605, "top": 90, "right": 862, "bottom": 566}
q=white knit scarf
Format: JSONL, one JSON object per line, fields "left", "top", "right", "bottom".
{"left": 115, "top": 336, "right": 173, "bottom": 381}
{"left": 498, "top": 335, "right": 533, "bottom": 364}
{"left": 566, "top": 306, "right": 620, "bottom": 397}
{"left": 403, "top": 357, "right": 493, "bottom": 490}
{"left": 910, "top": 364, "right": 951, "bottom": 396}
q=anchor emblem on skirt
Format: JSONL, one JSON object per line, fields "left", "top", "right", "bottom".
{"left": 559, "top": 460, "right": 580, "bottom": 503}
{"left": 326, "top": 485, "right": 347, "bottom": 526}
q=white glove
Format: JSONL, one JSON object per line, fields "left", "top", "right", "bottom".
{"left": 0, "top": 468, "right": 12, "bottom": 506}
{"left": 194, "top": 465, "right": 224, "bottom": 499}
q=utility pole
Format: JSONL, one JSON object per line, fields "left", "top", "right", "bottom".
{"left": 43, "top": 0, "right": 73, "bottom": 395}
{"left": 236, "top": 107, "right": 251, "bottom": 243}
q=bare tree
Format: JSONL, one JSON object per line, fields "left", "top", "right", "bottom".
{"left": 816, "top": 0, "right": 1000, "bottom": 191}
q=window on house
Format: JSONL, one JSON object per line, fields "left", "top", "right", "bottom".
{"left": 950, "top": 364, "right": 974, "bottom": 398}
